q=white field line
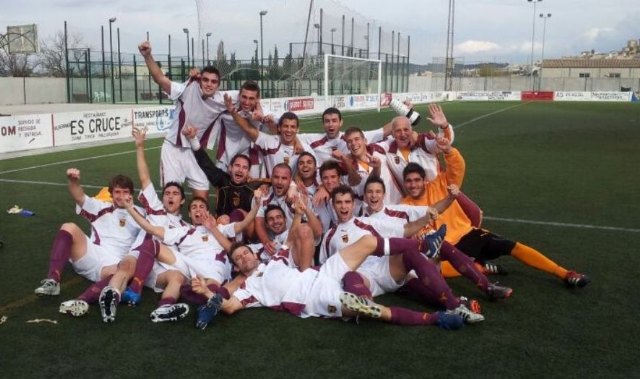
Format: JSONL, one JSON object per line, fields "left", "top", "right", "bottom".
{"left": 0, "top": 146, "right": 160, "bottom": 175}
{"left": 453, "top": 102, "right": 527, "bottom": 130}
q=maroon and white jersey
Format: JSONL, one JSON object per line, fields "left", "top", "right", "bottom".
{"left": 375, "top": 126, "right": 454, "bottom": 183}
{"left": 318, "top": 216, "right": 404, "bottom": 264}
{"left": 232, "top": 253, "right": 344, "bottom": 319}
{"left": 254, "top": 131, "right": 318, "bottom": 177}
{"left": 161, "top": 223, "right": 235, "bottom": 281}
{"left": 362, "top": 204, "right": 430, "bottom": 228}
{"left": 313, "top": 199, "right": 337, "bottom": 234}
{"left": 347, "top": 144, "right": 403, "bottom": 205}
{"left": 213, "top": 108, "right": 265, "bottom": 172}
{"left": 76, "top": 195, "right": 145, "bottom": 257}
{"left": 138, "top": 183, "right": 185, "bottom": 229}
{"left": 256, "top": 189, "right": 313, "bottom": 228}
{"left": 165, "top": 80, "right": 227, "bottom": 150}
{"left": 298, "top": 128, "right": 385, "bottom": 166}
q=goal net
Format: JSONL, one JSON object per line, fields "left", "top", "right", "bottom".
{"left": 324, "top": 54, "right": 382, "bottom": 112}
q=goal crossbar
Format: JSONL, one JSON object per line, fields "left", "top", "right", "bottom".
{"left": 324, "top": 54, "right": 382, "bottom": 112}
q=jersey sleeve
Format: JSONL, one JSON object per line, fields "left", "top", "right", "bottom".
{"left": 217, "top": 222, "right": 237, "bottom": 239}
{"left": 363, "top": 128, "right": 385, "bottom": 143}
{"left": 169, "top": 81, "right": 187, "bottom": 101}
{"left": 76, "top": 195, "right": 110, "bottom": 218}
{"left": 232, "top": 288, "right": 262, "bottom": 309}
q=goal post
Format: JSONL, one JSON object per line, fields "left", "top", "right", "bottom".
{"left": 324, "top": 54, "right": 382, "bottom": 112}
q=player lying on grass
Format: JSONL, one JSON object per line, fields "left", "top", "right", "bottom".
{"left": 34, "top": 169, "right": 144, "bottom": 318}
{"left": 190, "top": 235, "right": 465, "bottom": 331}
{"left": 122, "top": 190, "right": 259, "bottom": 326}
{"left": 319, "top": 185, "right": 510, "bottom": 324}
{"left": 401, "top": 136, "right": 590, "bottom": 289}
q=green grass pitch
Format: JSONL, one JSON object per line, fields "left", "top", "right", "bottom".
{"left": 0, "top": 101, "right": 639, "bottom": 377}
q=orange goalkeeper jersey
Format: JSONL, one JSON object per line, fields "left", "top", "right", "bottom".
{"left": 401, "top": 148, "right": 474, "bottom": 245}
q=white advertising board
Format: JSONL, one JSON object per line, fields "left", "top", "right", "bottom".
{"left": 131, "top": 106, "right": 174, "bottom": 136}
{"left": 0, "top": 114, "right": 53, "bottom": 153}
{"left": 53, "top": 109, "right": 133, "bottom": 147}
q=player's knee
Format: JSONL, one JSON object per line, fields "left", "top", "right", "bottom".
{"left": 60, "top": 222, "right": 80, "bottom": 233}
{"left": 118, "top": 257, "right": 136, "bottom": 274}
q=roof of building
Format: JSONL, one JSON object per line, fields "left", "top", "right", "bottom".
{"left": 543, "top": 59, "right": 640, "bottom": 68}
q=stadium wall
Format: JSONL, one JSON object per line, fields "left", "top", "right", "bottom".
{"left": 1, "top": 90, "right": 635, "bottom": 155}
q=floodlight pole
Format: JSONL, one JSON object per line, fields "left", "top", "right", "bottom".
{"left": 206, "top": 32, "right": 212, "bottom": 65}
{"left": 260, "top": 10, "right": 268, "bottom": 93}
{"left": 539, "top": 13, "right": 551, "bottom": 90}
{"left": 183, "top": 28, "right": 190, "bottom": 69}
{"left": 117, "top": 27, "right": 122, "bottom": 101}
{"left": 109, "top": 17, "right": 116, "bottom": 104}
{"left": 528, "top": 0, "right": 542, "bottom": 90}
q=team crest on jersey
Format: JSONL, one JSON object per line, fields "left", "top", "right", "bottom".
{"left": 341, "top": 234, "right": 349, "bottom": 243}
{"left": 232, "top": 192, "right": 240, "bottom": 207}
{"left": 328, "top": 305, "right": 337, "bottom": 314}
{"left": 119, "top": 218, "right": 126, "bottom": 227}
{"left": 202, "top": 234, "right": 209, "bottom": 242}
{"left": 394, "top": 156, "right": 400, "bottom": 164}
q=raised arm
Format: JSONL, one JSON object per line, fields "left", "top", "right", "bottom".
{"left": 183, "top": 125, "right": 229, "bottom": 188}
{"left": 402, "top": 208, "right": 439, "bottom": 238}
{"left": 132, "top": 127, "right": 152, "bottom": 188}
{"left": 66, "top": 168, "right": 86, "bottom": 206}
{"left": 138, "top": 41, "right": 172, "bottom": 95}
{"left": 123, "top": 195, "right": 166, "bottom": 239}
{"left": 225, "top": 93, "right": 259, "bottom": 142}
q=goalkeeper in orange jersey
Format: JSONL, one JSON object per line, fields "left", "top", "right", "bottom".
{"left": 400, "top": 135, "right": 590, "bottom": 289}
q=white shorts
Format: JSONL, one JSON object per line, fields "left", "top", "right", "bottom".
{"left": 144, "top": 262, "right": 187, "bottom": 293}
{"left": 160, "top": 140, "right": 210, "bottom": 191}
{"left": 357, "top": 256, "right": 406, "bottom": 297}
{"left": 71, "top": 236, "right": 121, "bottom": 282}
{"left": 171, "top": 251, "right": 231, "bottom": 283}
{"left": 302, "top": 273, "right": 344, "bottom": 318}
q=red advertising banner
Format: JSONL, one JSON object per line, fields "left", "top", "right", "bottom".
{"left": 287, "top": 97, "right": 314, "bottom": 112}
{"left": 521, "top": 91, "right": 555, "bottom": 101}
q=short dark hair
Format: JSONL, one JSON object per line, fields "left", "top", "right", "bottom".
{"left": 272, "top": 163, "right": 292, "bottom": 177}
{"left": 403, "top": 162, "right": 426, "bottom": 180}
{"left": 319, "top": 160, "right": 343, "bottom": 177}
{"left": 264, "top": 204, "right": 286, "bottom": 219}
{"left": 330, "top": 184, "right": 355, "bottom": 202}
{"left": 279, "top": 112, "right": 299, "bottom": 128}
{"left": 230, "top": 153, "right": 251, "bottom": 167}
{"left": 297, "top": 151, "right": 317, "bottom": 167}
{"left": 163, "top": 181, "right": 185, "bottom": 201}
{"left": 109, "top": 174, "right": 134, "bottom": 194}
{"left": 240, "top": 80, "right": 260, "bottom": 96}
{"left": 201, "top": 66, "right": 221, "bottom": 78}
{"left": 188, "top": 196, "right": 209, "bottom": 210}
{"left": 364, "top": 175, "right": 386, "bottom": 194}
{"left": 322, "top": 107, "right": 342, "bottom": 121}
{"left": 343, "top": 127, "right": 365, "bottom": 139}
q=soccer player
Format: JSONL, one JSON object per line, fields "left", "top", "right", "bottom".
{"left": 105, "top": 127, "right": 192, "bottom": 323}
{"left": 319, "top": 185, "right": 488, "bottom": 323}
{"left": 34, "top": 169, "right": 144, "bottom": 318}
{"left": 139, "top": 40, "right": 226, "bottom": 200}
{"left": 225, "top": 93, "right": 317, "bottom": 177}
{"left": 183, "top": 124, "right": 265, "bottom": 238}
{"left": 254, "top": 164, "right": 322, "bottom": 258}
{"left": 293, "top": 151, "right": 320, "bottom": 198}
{"left": 191, "top": 237, "right": 465, "bottom": 330}
{"left": 297, "top": 107, "right": 390, "bottom": 166}
{"left": 375, "top": 103, "right": 454, "bottom": 186}
{"left": 400, "top": 138, "right": 591, "bottom": 289}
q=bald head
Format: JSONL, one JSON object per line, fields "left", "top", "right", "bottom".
{"left": 391, "top": 116, "right": 413, "bottom": 148}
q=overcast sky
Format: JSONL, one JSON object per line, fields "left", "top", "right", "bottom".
{"left": 1, "top": 0, "right": 639, "bottom": 65}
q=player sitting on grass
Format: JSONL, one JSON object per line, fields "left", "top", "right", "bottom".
{"left": 34, "top": 169, "right": 144, "bottom": 319}
{"left": 190, "top": 234, "right": 465, "bottom": 331}
{"left": 401, "top": 138, "right": 590, "bottom": 289}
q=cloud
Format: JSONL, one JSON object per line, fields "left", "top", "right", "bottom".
{"left": 582, "top": 27, "right": 615, "bottom": 43}
{"left": 455, "top": 40, "right": 501, "bottom": 55}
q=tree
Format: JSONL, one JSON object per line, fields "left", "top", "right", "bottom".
{"left": 39, "top": 31, "right": 85, "bottom": 77}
